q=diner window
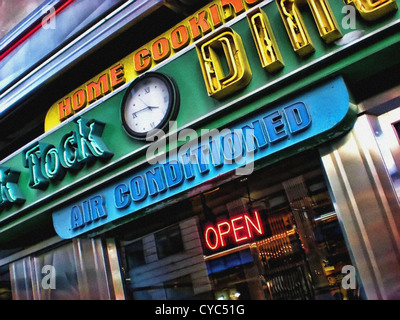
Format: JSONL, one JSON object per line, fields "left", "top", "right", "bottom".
{"left": 117, "top": 150, "right": 359, "bottom": 300}
{"left": 155, "top": 225, "right": 184, "bottom": 260}
{"left": 164, "top": 275, "right": 194, "bottom": 300}
{"left": 119, "top": 217, "right": 212, "bottom": 300}
{"left": 125, "top": 239, "right": 145, "bottom": 269}
{"left": 197, "top": 150, "right": 359, "bottom": 300}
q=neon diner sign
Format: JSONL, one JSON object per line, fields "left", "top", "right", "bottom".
{"left": 204, "top": 211, "right": 264, "bottom": 251}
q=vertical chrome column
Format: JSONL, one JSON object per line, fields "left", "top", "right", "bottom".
{"left": 105, "top": 238, "right": 126, "bottom": 300}
{"left": 319, "top": 115, "right": 400, "bottom": 299}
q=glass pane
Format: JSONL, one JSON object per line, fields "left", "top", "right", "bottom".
{"left": 164, "top": 275, "right": 194, "bottom": 300}
{"left": 120, "top": 218, "right": 213, "bottom": 300}
{"left": 155, "top": 225, "right": 184, "bottom": 260}
{"left": 33, "top": 242, "right": 79, "bottom": 300}
{"left": 200, "top": 164, "right": 357, "bottom": 300}
{"left": 119, "top": 151, "right": 359, "bottom": 300}
{"left": 125, "top": 239, "right": 146, "bottom": 269}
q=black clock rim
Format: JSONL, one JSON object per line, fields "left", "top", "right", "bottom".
{"left": 121, "top": 72, "right": 180, "bottom": 140}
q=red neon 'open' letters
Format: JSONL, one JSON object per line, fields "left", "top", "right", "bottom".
{"left": 204, "top": 211, "right": 264, "bottom": 250}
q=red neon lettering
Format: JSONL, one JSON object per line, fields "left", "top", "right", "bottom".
{"left": 110, "top": 63, "right": 126, "bottom": 89}
{"left": 231, "top": 216, "right": 248, "bottom": 242}
{"left": 205, "top": 226, "right": 219, "bottom": 250}
{"left": 220, "top": 0, "right": 245, "bottom": 20}
{"left": 244, "top": 211, "right": 263, "bottom": 237}
{"left": 87, "top": 74, "right": 111, "bottom": 103}
{"left": 209, "top": 4, "right": 222, "bottom": 27}
{"left": 217, "top": 221, "right": 231, "bottom": 247}
{"left": 71, "top": 89, "right": 86, "bottom": 111}
{"left": 204, "top": 211, "right": 264, "bottom": 251}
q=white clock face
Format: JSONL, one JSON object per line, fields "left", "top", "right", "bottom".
{"left": 122, "top": 73, "right": 178, "bottom": 138}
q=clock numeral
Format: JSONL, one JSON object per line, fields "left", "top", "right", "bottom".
{"left": 132, "top": 112, "right": 137, "bottom": 118}
{"left": 150, "top": 122, "right": 155, "bottom": 128}
{"left": 144, "top": 87, "right": 150, "bottom": 94}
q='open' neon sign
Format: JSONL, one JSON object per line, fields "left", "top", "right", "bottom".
{"left": 204, "top": 211, "right": 264, "bottom": 251}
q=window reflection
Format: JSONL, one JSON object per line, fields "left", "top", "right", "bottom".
{"left": 120, "top": 151, "right": 359, "bottom": 300}
{"left": 155, "top": 225, "right": 184, "bottom": 260}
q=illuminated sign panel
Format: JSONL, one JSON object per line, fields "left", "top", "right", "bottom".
{"left": 51, "top": 77, "right": 356, "bottom": 239}
{"left": 203, "top": 211, "right": 265, "bottom": 251}
{"left": 44, "top": 0, "right": 398, "bottom": 131}
{"left": 45, "top": 0, "right": 264, "bottom": 130}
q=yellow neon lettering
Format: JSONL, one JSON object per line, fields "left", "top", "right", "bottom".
{"left": 276, "top": 0, "right": 315, "bottom": 56}
{"left": 345, "top": 0, "right": 398, "bottom": 20}
{"left": 196, "top": 29, "right": 252, "bottom": 99}
{"left": 247, "top": 9, "right": 284, "bottom": 72}
{"left": 307, "top": 0, "right": 342, "bottom": 43}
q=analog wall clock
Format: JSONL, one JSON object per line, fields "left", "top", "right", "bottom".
{"left": 121, "top": 72, "right": 180, "bottom": 139}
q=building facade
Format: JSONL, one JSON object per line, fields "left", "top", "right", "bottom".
{"left": 0, "top": 0, "right": 399, "bottom": 300}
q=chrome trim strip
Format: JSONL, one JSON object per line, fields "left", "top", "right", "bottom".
{"left": 105, "top": 238, "right": 126, "bottom": 300}
{"left": 0, "top": 0, "right": 165, "bottom": 115}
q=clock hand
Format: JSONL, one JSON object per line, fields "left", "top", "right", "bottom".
{"left": 132, "top": 106, "right": 148, "bottom": 117}
{"left": 132, "top": 105, "right": 159, "bottom": 117}
{"left": 137, "top": 97, "right": 159, "bottom": 110}
{"left": 138, "top": 97, "right": 159, "bottom": 108}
